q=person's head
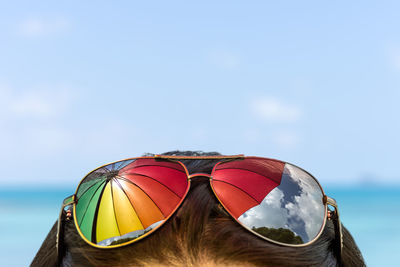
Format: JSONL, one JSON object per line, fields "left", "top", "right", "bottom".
{"left": 32, "top": 151, "right": 365, "bottom": 267}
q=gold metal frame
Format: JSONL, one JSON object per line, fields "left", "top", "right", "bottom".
{"left": 326, "top": 196, "right": 343, "bottom": 261}
{"left": 56, "top": 195, "right": 74, "bottom": 265}
{"left": 56, "top": 155, "right": 342, "bottom": 262}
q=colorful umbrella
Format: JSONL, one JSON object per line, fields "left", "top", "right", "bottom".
{"left": 74, "top": 158, "right": 188, "bottom": 246}
{"left": 211, "top": 158, "right": 285, "bottom": 218}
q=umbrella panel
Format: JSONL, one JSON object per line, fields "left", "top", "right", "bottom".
{"left": 76, "top": 176, "right": 105, "bottom": 199}
{"left": 215, "top": 158, "right": 284, "bottom": 184}
{"left": 123, "top": 173, "right": 182, "bottom": 217}
{"left": 111, "top": 180, "right": 145, "bottom": 237}
{"left": 76, "top": 180, "right": 106, "bottom": 241}
{"left": 118, "top": 179, "right": 165, "bottom": 228}
{"left": 211, "top": 180, "right": 259, "bottom": 218}
{"left": 213, "top": 168, "right": 281, "bottom": 203}
{"left": 120, "top": 158, "right": 184, "bottom": 174}
{"left": 124, "top": 165, "right": 188, "bottom": 197}
{"left": 96, "top": 182, "right": 120, "bottom": 243}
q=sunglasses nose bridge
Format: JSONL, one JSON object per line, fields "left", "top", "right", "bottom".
{"left": 188, "top": 173, "right": 212, "bottom": 180}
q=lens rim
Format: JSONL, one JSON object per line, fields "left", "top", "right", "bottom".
{"left": 209, "top": 156, "right": 328, "bottom": 247}
{"left": 72, "top": 156, "right": 191, "bottom": 249}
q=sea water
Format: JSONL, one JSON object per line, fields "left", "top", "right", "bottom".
{"left": 1, "top": 186, "right": 399, "bottom": 267}
{"left": 325, "top": 186, "right": 400, "bottom": 267}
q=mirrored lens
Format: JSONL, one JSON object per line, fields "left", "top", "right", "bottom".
{"left": 211, "top": 158, "right": 325, "bottom": 245}
{"left": 75, "top": 158, "right": 188, "bottom": 247}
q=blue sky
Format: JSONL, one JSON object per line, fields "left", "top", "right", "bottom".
{"left": 1, "top": 1, "right": 399, "bottom": 186}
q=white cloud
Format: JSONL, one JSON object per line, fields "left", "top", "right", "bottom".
{"left": 250, "top": 97, "right": 302, "bottom": 123}
{"left": 386, "top": 44, "right": 400, "bottom": 71}
{"left": 239, "top": 188, "right": 289, "bottom": 230}
{"left": 0, "top": 85, "right": 73, "bottom": 119}
{"left": 0, "top": 82, "right": 144, "bottom": 185}
{"left": 18, "top": 17, "right": 69, "bottom": 37}
{"left": 20, "top": 126, "right": 73, "bottom": 153}
{"left": 273, "top": 131, "right": 299, "bottom": 148}
{"left": 0, "top": 84, "right": 77, "bottom": 162}
{"left": 243, "top": 129, "right": 262, "bottom": 143}
{"left": 284, "top": 164, "right": 325, "bottom": 240}
{"left": 208, "top": 50, "right": 240, "bottom": 70}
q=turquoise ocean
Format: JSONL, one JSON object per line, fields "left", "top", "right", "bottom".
{"left": 1, "top": 186, "right": 399, "bottom": 267}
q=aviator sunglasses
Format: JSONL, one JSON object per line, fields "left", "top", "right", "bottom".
{"left": 56, "top": 155, "right": 343, "bottom": 263}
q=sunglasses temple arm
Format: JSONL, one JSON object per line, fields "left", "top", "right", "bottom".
{"left": 326, "top": 196, "right": 343, "bottom": 265}
{"left": 56, "top": 195, "right": 75, "bottom": 266}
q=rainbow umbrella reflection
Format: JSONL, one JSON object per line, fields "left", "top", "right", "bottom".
{"left": 74, "top": 158, "right": 188, "bottom": 246}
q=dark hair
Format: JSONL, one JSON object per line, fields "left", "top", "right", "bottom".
{"left": 31, "top": 151, "right": 365, "bottom": 266}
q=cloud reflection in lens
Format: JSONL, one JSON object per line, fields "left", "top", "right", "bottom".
{"left": 238, "top": 163, "right": 325, "bottom": 244}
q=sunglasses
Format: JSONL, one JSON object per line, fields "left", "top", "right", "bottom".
{"left": 56, "top": 155, "right": 342, "bottom": 262}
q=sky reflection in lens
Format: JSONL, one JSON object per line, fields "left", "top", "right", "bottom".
{"left": 238, "top": 163, "right": 325, "bottom": 244}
